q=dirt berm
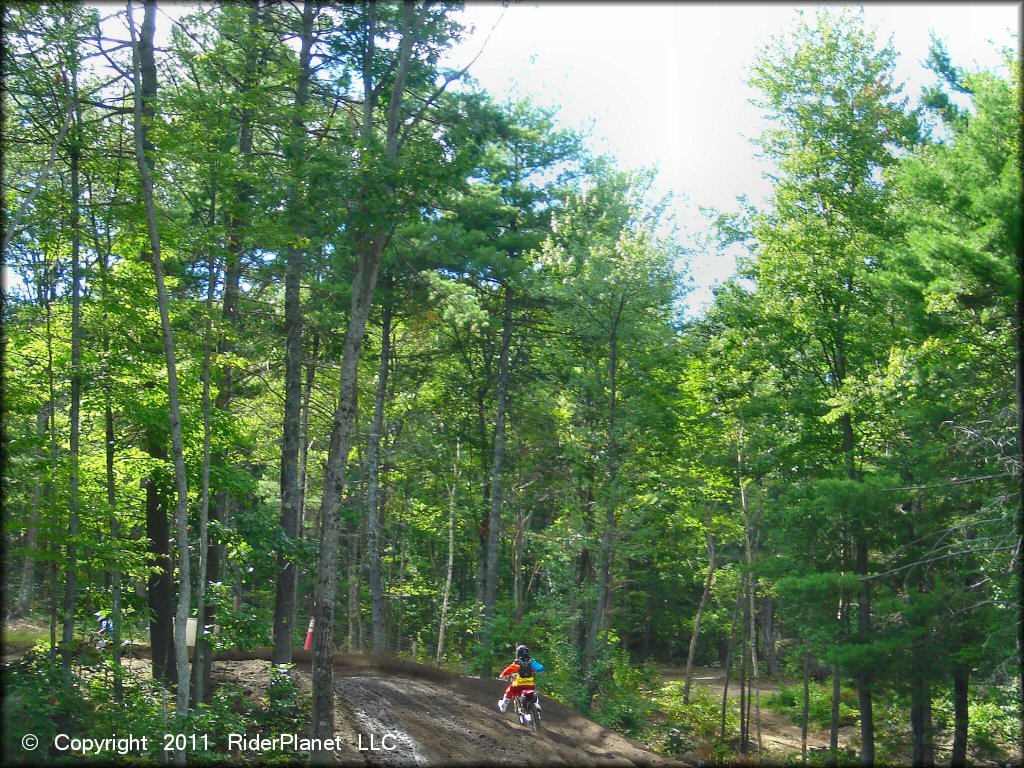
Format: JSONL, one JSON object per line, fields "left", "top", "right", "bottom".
{"left": 214, "top": 650, "right": 685, "bottom": 767}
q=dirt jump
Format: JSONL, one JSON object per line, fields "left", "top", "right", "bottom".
{"left": 214, "top": 651, "right": 683, "bottom": 767}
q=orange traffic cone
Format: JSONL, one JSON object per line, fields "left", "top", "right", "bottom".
{"left": 304, "top": 617, "right": 315, "bottom": 651}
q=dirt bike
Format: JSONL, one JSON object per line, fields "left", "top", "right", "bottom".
{"left": 88, "top": 629, "right": 117, "bottom": 651}
{"left": 514, "top": 687, "right": 542, "bottom": 732}
{"left": 502, "top": 675, "right": 542, "bottom": 732}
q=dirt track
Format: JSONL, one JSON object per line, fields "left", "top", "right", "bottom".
{"left": 219, "top": 653, "right": 684, "bottom": 767}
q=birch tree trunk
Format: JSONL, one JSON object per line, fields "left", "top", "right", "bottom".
{"left": 43, "top": 263, "right": 58, "bottom": 662}
{"left": 760, "top": 596, "right": 779, "bottom": 675}
{"left": 129, "top": 0, "right": 191, "bottom": 747}
{"left": 739, "top": 589, "right": 749, "bottom": 753}
{"left": 100, "top": 235, "right": 123, "bottom": 702}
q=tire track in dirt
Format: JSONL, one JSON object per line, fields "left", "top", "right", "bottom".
{"left": 4, "top": 641, "right": 682, "bottom": 767}
{"left": 286, "top": 655, "right": 685, "bottom": 767}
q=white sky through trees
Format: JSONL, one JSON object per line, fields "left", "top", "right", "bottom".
{"left": 446, "top": 2, "right": 1019, "bottom": 314}
{"left": 50, "top": 2, "right": 1020, "bottom": 315}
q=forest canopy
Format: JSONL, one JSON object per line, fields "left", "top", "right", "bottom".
{"left": 2, "top": 3, "right": 1020, "bottom": 766}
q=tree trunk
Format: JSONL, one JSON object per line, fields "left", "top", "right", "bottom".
{"left": 482, "top": 286, "right": 513, "bottom": 670}
{"left": 346, "top": 528, "right": 360, "bottom": 652}
{"left": 829, "top": 575, "right": 849, "bottom": 762}
{"left": 311, "top": 3, "right": 423, "bottom": 751}
{"left": 642, "top": 564, "right": 654, "bottom": 659}
{"left": 199, "top": 0, "right": 253, "bottom": 693}
{"left": 475, "top": 388, "right": 490, "bottom": 609}
{"left": 60, "top": 54, "right": 82, "bottom": 683}
{"left": 802, "top": 653, "right": 810, "bottom": 763}
{"left": 721, "top": 575, "right": 744, "bottom": 743}
{"left": 760, "top": 595, "right": 779, "bottom": 676}
{"left": 574, "top": 483, "right": 594, "bottom": 655}
{"left": 585, "top": 309, "right": 623, "bottom": 688}
{"left": 437, "top": 441, "right": 459, "bottom": 665}
{"left": 1015, "top": 270, "right": 1024, "bottom": 756}
{"left": 740, "top": 475, "right": 762, "bottom": 756}
{"left": 829, "top": 662, "right": 841, "bottom": 759}
{"left": 101, "top": 236, "right": 123, "bottom": 702}
{"left": 145, "top": 435, "right": 174, "bottom": 683}
{"left": 366, "top": 291, "right": 392, "bottom": 656}
{"left": 396, "top": 494, "right": 408, "bottom": 653}
{"left": 911, "top": 676, "right": 934, "bottom": 767}
{"left": 293, "top": 329, "right": 319, "bottom": 629}
{"left": 130, "top": 0, "right": 191, "bottom": 742}
{"left": 683, "top": 530, "right": 716, "bottom": 703}
{"left": 43, "top": 260, "right": 58, "bottom": 663}
{"left": 512, "top": 507, "right": 534, "bottom": 626}
{"left": 747, "top": 574, "right": 762, "bottom": 756}
{"left": 739, "top": 587, "right": 749, "bottom": 754}
{"left": 951, "top": 667, "right": 969, "bottom": 768}
{"left": 854, "top": 534, "right": 874, "bottom": 768}
{"left": 273, "top": 0, "right": 314, "bottom": 667}
{"left": 192, "top": 249, "right": 216, "bottom": 705}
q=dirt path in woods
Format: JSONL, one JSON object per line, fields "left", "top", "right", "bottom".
{"left": 654, "top": 664, "right": 856, "bottom": 758}
{"left": 4, "top": 638, "right": 684, "bottom": 767}
{"left": 264, "top": 652, "right": 684, "bottom": 766}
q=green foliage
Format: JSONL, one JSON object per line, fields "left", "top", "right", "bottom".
{"left": 1, "top": 648, "right": 315, "bottom": 763}
{"left": 205, "top": 582, "right": 269, "bottom": 651}
{"left": 1, "top": 647, "right": 68, "bottom": 755}
{"left": 263, "top": 665, "right": 308, "bottom": 746}
{"left": 929, "top": 686, "right": 1023, "bottom": 760}
{"left": 588, "top": 641, "right": 656, "bottom": 735}
{"left": 1, "top": 3, "right": 1019, "bottom": 764}
{"left": 766, "top": 682, "right": 859, "bottom": 729}
{"left": 655, "top": 682, "right": 739, "bottom": 754}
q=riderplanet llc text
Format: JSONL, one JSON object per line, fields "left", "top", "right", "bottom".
{"left": 228, "top": 733, "right": 401, "bottom": 753}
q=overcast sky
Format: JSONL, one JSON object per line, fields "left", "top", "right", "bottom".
{"left": 443, "top": 3, "right": 1019, "bottom": 313}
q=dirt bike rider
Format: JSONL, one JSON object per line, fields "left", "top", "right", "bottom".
{"left": 498, "top": 644, "right": 544, "bottom": 713}
{"left": 94, "top": 610, "right": 113, "bottom": 649}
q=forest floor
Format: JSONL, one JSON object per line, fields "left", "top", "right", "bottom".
{"left": 654, "top": 664, "right": 856, "bottom": 759}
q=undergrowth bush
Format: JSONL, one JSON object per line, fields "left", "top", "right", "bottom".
{"left": 654, "top": 682, "right": 739, "bottom": 755}
{"left": 766, "top": 681, "right": 858, "bottom": 729}
{"left": 265, "top": 663, "right": 307, "bottom": 735}
{"left": 1, "top": 645, "right": 313, "bottom": 764}
{"left": 931, "top": 685, "right": 1021, "bottom": 761}
{"left": 588, "top": 641, "right": 655, "bottom": 734}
